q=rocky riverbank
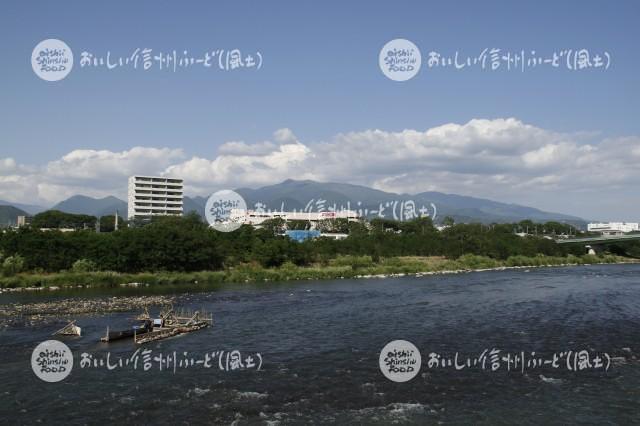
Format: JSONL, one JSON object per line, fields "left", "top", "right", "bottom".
{"left": 0, "top": 295, "right": 174, "bottom": 328}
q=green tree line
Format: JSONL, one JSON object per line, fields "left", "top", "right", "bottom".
{"left": 2, "top": 213, "right": 636, "bottom": 274}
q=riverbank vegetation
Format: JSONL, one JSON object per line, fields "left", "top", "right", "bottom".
{"left": 0, "top": 253, "right": 634, "bottom": 289}
{"left": 0, "top": 213, "right": 638, "bottom": 288}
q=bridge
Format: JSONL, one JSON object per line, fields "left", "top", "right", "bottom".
{"left": 554, "top": 234, "right": 640, "bottom": 245}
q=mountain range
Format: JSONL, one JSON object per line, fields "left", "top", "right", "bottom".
{"left": 0, "top": 180, "right": 586, "bottom": 227}
{"left": 234, "top": 180, "right": 586, "bottom": 226}
{"left": 0, "top": 200, "right": 46, "bottom": 216}
{"left": 51, "top": 195, "right": 128, "bottom": 218}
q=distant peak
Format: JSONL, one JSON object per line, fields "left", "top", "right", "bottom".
{"left": 281, "top": 178, "right": 308, "bottom": 184}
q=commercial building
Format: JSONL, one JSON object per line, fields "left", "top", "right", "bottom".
{"left": 127, "top": 175, "right": 184, "bottom": 220}
{"left": 587, "top": 222, "right": 639, "bottom": 235}
{"left": 230, "top": 209, "right": 360, "bottom": 228}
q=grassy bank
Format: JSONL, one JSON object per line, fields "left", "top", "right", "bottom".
{"left": 0, "top": 254, "right": 636, "bottom": 290}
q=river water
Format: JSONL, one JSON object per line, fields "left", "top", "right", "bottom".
{"left": 1, "top": 264, "right": 640, "bottom": 424}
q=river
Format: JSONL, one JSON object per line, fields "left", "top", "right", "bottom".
{"left": 1, "top": 264, "right": 639, "bottom": 424}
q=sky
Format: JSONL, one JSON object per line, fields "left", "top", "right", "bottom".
{"left": 0, "top": 0, "right": 638, "bottom": 220}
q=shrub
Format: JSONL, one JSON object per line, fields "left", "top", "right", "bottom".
{"left": 331, "top": 255, "right": 374, "bottom": 269}
{"left": 580, "top": 254, "right": 600, "bottom": 264}
{"left": 2, "top": 255, "right": 25, "bottom": 276}
{"left": 458, "top": 254, "right": 498, "bottom": 269}
{"left": 72, "top": 258, "right": 98, "bottom": 273}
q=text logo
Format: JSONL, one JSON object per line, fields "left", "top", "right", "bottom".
{"left": 31, "top": 39, "right": 74, "bottom": 81}
{"left": 379, "top": 39, "right": 421, "bottom": 82}
{"left": 379, "top": 339, "right": 421, "bottom": 382}
{"left": 31, "top": 340, "right": 74, "bottom": 382}
{"left": 205, "top": 189, "right": 247, "bottom": 232}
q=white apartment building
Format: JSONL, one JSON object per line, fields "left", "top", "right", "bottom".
{"left": 587, "top": 222, "right": 639, "bottom": 234}
{"left": 127, "top": 175, "right": 184, "bottom": 220}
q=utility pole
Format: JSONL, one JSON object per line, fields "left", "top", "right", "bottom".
{"left": 115, "top": 210, "right": 119, "bottom": 231}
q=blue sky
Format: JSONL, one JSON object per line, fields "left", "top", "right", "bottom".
{"left": 1, "top": 1, "right": 639, "bottom": 220}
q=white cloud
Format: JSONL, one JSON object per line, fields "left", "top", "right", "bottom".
{"left": 0, "top": 147, "right": 184, "bottom": 204}
{"left": 0, "top": 119, "right": 638, "bottom": 220}
{"left": 46, "top": 147, "right": 184, "bottom": 182}
{"left": 165, "top": 129, "right": 315, "bottom": 194}
{"left": 0, "top": 158, "right": 17, "bottom": 173}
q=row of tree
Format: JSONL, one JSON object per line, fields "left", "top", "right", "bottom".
{"left": 1, "top": 213, "right": 626, "bottom": 274}
{"left": 30, "top": 210, "right": 125, "bottom": 232}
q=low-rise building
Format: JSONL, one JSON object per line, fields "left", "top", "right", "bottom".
{"left": 587, "top": 222, "right": 639, "bottom": 235}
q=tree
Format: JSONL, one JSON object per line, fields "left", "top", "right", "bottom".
{"left": 260, "top": 218, "right": 286, "bottom": 235}
{"left": 98, "top": 215, "right": 126, "bottom": 232}
{"left": 32, "top": 210, "right": 96, "bottom": 230}
{"left": 72, "top": 258, "right": 98, "bottom": 272}
{"left": 400, "top": 217, "right": 436, "bottom": 235}
{"left": 316, "top": 218, "right": 350, "bottom": 233}
{"left": 2, "top": 255, "right": 25, "bottom": 276}
{"left": 442, "top": 216, "right": 455, "bottom": 227}
{"left": 287, "top": 220, "right": 312, "bottom": 230}
{"left": 254, "top": 238, "right": 290, "bottom": 267}
{"left": 370, "top": 218, "right": 400, "bottom": 233}
{"left": 112, "top": 214, "right": 224, "bottom": 272}
{"left": 0, "top": 214, "right": 588, "bottom": 274}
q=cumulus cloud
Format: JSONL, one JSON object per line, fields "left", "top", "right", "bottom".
{"left": 46, "top": 147, "right": 184, "bottom": 182}
{"left": 0, "top": 147, "right": 184, "bottom": 204}
{"left": 0, "top": 118, "right": 638, "bottom": 219}
{"left": 0, "top": 158, "right": 18, "bottom": 173}
{"left": 165, "top": 129, "right": 315, "bottom": 194}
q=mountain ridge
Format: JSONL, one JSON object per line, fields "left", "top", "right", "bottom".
{"left": 2, "top": 180, "right": 586, "bottom": 226}
{"left": 233, "top": 180, "right": 585, "bottom": 226}
{"left": 0, "top": 200, "right": 46, "bottom": 216}
{"left": 51, "top": 195, "right": 128, "bottom": 218}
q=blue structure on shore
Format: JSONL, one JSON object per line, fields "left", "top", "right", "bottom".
{"left": 285, "top": 230, "right": 321, "bottom": 242}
